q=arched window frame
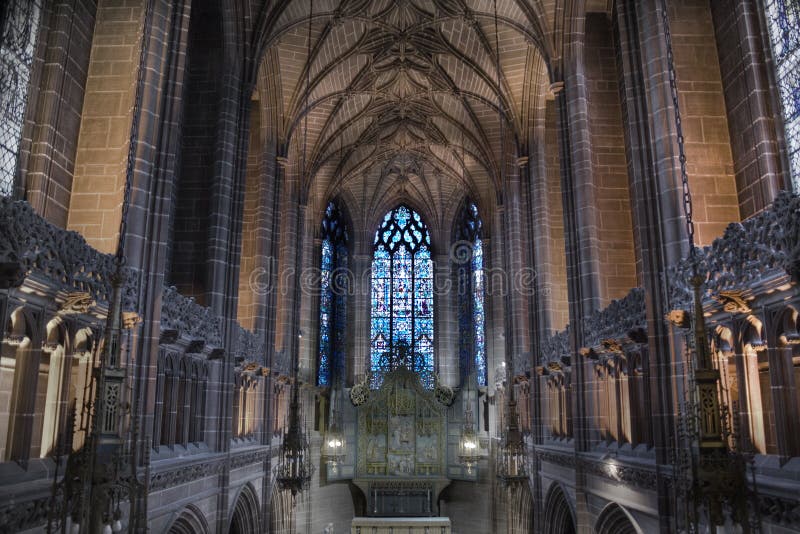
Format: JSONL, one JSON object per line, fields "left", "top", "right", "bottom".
{"left": 370, "top": 205, "right": 435, "bottom": 388}
{"left": 232, "top": 372, "right": 242, "bottom": 438}
{"left": 1, "top": 307, "right": 35, "bottom": 461}
{"left": 0, "top": 0, "right": 43, "bottom": 196}
{"left": 762, "top": 0, "right": 800, "bottom": 190}
{"left": 158, "top": 354, "right": 177, "bottom": 448}
{"left": 176, "top": 358, "right": 189, "bottom": 447}
{"left": 456, "top": 201, "right": 487, "bottom": 387}
{"left": 317, "top": 201, "right": 349, "bottom": 387}
{"left": 189, "top": 361, "right": 207, "bottom": 444}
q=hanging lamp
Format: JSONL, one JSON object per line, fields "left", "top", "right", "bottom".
{"left": 658, "top": 0, "right": 753, "bottom": 528}
{"left": 457, "top": 131, "right": 480, "bottom": 475}
{"left": 322, "top": 135, "right": 347, "bottom": 473}
{"left": 322, "top": 400, "right": 346, "bottom": 473}
{"left": 491, "top": 0, "right": 527, "bottom": 486}
{"left": 59, "top": 2, "right": 152, "bottom": 530}
{"left": 457, "top": 399, "right": 480, "bottom": 475}
{"left": 275, "top": 0, "right": 315, "bottom": 496}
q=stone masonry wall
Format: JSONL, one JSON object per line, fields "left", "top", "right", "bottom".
{"left": 237, "top": 101, "right": 261, "bottom": 331}
{"left": 670, "top": 0, "right": 741, "bottom": 244}
{"left": 67, "top": 0, "right": 144, "bottom": 254}
{"left": 585, "top": 13, "right": 638, "bottom": 304}
{"left": 19, "top": 0, "right": 97, "bottom": 228}
{"left": 168, "top": 4, "right": 223, "bottom": 304}
{"left": 711, "top": 0, "right": 787, "bottom": 218}
{"left": 545, "top": 98, "right": 569, "bottom": 331}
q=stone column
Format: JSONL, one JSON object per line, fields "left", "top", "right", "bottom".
{"left": 762, "top": 307, "right": 800, "bottom": 458}
{"left": 349, "top": 252, "right": 372, "bottom": 385}
{"left": 18, "top": 0, "right": 97, "bottom": 228}
{"left": 613, "top": 1, "right": 703, "bottom": 530}
{"left": 89, "top": 1, "right": 194, "bottom": 528}
{"left": 711, "top": 0, "right": 788, "bottom": 217}
{"left": 553, "top": 8, "right": 606, "bottom": 531}
{"left": 435, "top": 250, "right": 457, "bottom": 387}
{"left": 503, "top": 162, "right": 532, "bottom": 375}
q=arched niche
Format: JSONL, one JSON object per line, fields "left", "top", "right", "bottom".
{"left": 167, "top": 504, "right": 210, "bottom": 534}
{"left": 594, "top": 502, "right": 642, "bottom": 534}
{"left": 542, "top": 482, "right": 576, "bottom": 534}
{"left": 229, "top": 482, "right": 261, "bottom": 534}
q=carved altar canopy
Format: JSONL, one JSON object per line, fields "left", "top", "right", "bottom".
{"left": 357, "top": 368, "right": 446, "bottom": 477}
{"left": 353, "top": 367, "right": 450, "bottom": 516}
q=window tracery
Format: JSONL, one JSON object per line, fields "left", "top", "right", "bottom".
{"left": 232, "top": 371, "right": 258, "bottom": 440}
{"left": 764, "top": 0, "right": 800, "bottom": 190}
{"left": 370, "top": 205, "right": 434, "bottom": 388}
{"left": 0, "top": 0, "right": 42, "bottom": 196}
{"left": 155, "top": 353, "right": 208, "bottom": 449}
{"left": 457, "top": 202, "right": 486, "bottom": 387}
{"left": 318, "top": 201, "right": 348, "bottom": 387}
{"left": 157, "top": 355, "right": 176, "bottom": 447}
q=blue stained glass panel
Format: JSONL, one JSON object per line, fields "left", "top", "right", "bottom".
{"left": 415, "top": 296, "right": 432, "bottom": 318}
{"left": 395, "top": 206, "right": 410, "bottom": 226}
{"left": 369, "top": 205, "right": 435, "bottom": 387}
{"left": 372, "top": 279, "right": 390, "bottom": 316}
{"left": 456, "top": 202, "right": 486, "bottom": 387}
{"left": 1, "top": 0, "right": 42, "bottom": 196}
{"left": 318, "top": 202, "right": 348, "bottom": 386}
{"left": 318, "top": 237, "right": 333, "bottom": 386}
{"left": 473, "top": 235, "right": 486, "bottom": 386}
{"left": 765, "top": 0, "right": 800, "bottom": 190}
{"left": 373, "top": 333, "right": 388, "bottom": 351}
{"left": 372, "top": 317, "right": 390, "bottom": 337}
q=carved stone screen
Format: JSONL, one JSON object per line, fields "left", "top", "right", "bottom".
{"left": 357, "top": 368, "right": 445, "bottom": 478}
{"left": 354, "top": 368, "right": 450, "bottom": 517}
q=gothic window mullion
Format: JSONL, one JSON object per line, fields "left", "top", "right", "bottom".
{"left": 411, "top": 251, "right": 416, "bottom": 369}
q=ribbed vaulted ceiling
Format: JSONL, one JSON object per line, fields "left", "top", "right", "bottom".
{"left": 254, "top": 0, "right": 607, "bottom": 227}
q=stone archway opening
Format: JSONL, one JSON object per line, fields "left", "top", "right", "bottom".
{"left": 167, "top": 505, "right": 209, "bottom": 534}
{"left": 594, "top": 503, "right": 639, "bottom": 534}
{"left": 543, "top": 483, "right": 575, "bottom": 534}
{"left": 229, "top": 483, "right": 261, "bottom": 534}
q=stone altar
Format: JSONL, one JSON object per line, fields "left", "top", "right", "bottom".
{"left": 350, "top": 516, "right": 451, "bottom": 534}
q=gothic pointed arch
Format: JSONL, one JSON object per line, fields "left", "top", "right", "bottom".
{"left": 269, "top": 485, "right": 293, "bottom": 533}
{"left": 543, "top": 482, "right": 576, "bottom": 534}
{"left": 229, "top": 482, "right": 260, "bottom": 534}
{"left": 167, "top": 505, "right": 210, "bottom": 534}
{"left": 455, "top": 198, "right": 486, "bottom": 387}
{"left": 594, "top": 503, "right": 641, "bottom": 534}
{"left": 317, "top": 199, "right": 350, "bottom": 386}
{"left": 370, "top": 204, "right": 434, "bottom": 387}
{"left": 762, "top": 0, "right": 800, "bottom": 190}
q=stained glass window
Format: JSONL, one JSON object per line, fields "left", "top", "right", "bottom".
{"left": 457, "top": 202, "right": 486, "bottom": 387}
{"left": 0, "top": 0, "right": 42, "bottom": 196}
{"left": 318, "top": 202, "right": 348, "bottom": 387}
{"left": 764, "top": 0, "right": 800, "bottom": 190}
{"left": 370, "top": 205, "right": 434, "bottom": 388}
